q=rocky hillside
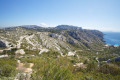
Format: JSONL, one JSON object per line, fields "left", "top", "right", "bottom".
{"left": 1, "top": 25, "right": 120, "bottom": 80}
{"left": 0, "top": 25, "right": 105, "bottom": 55}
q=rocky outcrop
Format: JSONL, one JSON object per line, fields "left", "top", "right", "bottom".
{"left": 15, "top": 49, "right": 25, "bottom": 55}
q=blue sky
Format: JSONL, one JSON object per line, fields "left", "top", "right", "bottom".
{"left": 0, "top": 0, "right": 120, "bottom": 32}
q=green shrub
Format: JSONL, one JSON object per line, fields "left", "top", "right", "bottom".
{"left": 0, "top": 64, "right": 17, "bottom": 77}
{"left": 0, "top": 58, "right": 17, "bottom": 77}
{"left": 30, "top": 57, "right": 74, "bottom": 80}
{"left": 99, "top": 64, "right": 120, "bottom": 75}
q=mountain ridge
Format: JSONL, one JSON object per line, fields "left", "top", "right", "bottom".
{"left": 0, "top": 25, "right": 105, "bottom": 56}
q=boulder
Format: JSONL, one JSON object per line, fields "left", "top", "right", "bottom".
{"left": 15, "top": 49, "right": 25, "bottom": 55}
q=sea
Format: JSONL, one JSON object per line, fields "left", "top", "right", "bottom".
{"left": 103, "top": 32, "right": 120, "bottom": 46}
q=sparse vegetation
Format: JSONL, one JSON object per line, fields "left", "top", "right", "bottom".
{"left": 0, "top": 26, "right": 120, "bottom": 80}
{"left": 0, "top": 58, "right": 17, "bottom": 79}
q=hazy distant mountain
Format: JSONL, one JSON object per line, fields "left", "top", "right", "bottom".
{"left": 21, "top": 25, "right": 43, "bottom": 29}
{"left": 56, "top": 25, "right": 82, "bottom": 30}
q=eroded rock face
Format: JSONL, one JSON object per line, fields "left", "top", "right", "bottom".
{"left": 49, "top": 33, "right": 66, "bottom": 41}
{"left": 67, "top": 38, "right": 75, "bottom": 45}
{"left": 0, "top": 40, "right": 6, "bottom": 47}
{"left": 64, "top": 29, "right": 104, "bottom": 49}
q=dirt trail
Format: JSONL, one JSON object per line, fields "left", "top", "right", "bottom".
{"left": 16, "top": 60, "right": 34, "bottom": 73}
{"left": 15, "top": 60, "right": 34, "bottom": 80}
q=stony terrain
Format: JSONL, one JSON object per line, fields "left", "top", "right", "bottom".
{"left": 0, "top": 25, "right": 120, "bottom": 80}
{"left": 0, "top": 25, "right": 105, "bottom": 55}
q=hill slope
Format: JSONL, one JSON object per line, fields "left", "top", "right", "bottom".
{"left": 0, "top": 25, "right": 104, "bottom": 55}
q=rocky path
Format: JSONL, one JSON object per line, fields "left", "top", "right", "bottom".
{"left": 15, "top": 60, "right": 34, "bottom": 80}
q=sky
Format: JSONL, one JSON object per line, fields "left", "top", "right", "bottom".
{"left": 0, "top": 0, "right": 120, "bottom": 32}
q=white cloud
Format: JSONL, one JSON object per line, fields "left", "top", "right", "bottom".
{"left": 38, "top": 23, "right": 57, "bottom": 27}
{"left": 39, "top": 23, "right": 48, "bottom": 27}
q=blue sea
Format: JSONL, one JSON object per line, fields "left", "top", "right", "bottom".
{"left": 103, "top": 32, "right": 120, "bottom": 46}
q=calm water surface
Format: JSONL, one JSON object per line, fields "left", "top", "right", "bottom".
{"left": 103, "top": 32, "right": 120, "bottom": 46}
